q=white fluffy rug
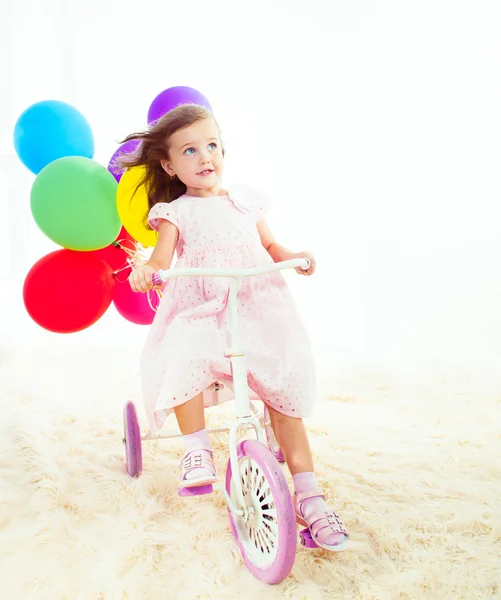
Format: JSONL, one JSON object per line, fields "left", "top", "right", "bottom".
{"left": 1, "top": 332, "right": 500, "bottom": 599}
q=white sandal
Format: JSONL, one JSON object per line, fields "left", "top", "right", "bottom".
{"left": 294, "top": 490, "right": 349, "bottom": 552}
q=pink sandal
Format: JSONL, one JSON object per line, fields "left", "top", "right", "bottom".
{"left": 294, "top": 490, "right": 349, "bottom": 552}
{"left": 179, "top": 448, "right": 217, "bottom": 488}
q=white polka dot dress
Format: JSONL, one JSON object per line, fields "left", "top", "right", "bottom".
{"left": 142, "top": 185, "right": 316, "bottom": 433}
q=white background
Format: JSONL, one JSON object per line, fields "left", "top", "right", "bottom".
{"left": 1, "top": 0, "right": 501, "bottom": 370}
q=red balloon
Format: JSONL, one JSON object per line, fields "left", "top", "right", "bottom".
{"left": 90, "top": 226, "right": 135, "bottom": 272}
{"left": 113, "top": 279, "right": 160, "bottom": 325}
{"left": 23, "top": 249, "right": 115, "bottom": 333}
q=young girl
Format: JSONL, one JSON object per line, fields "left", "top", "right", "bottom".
{"left": 121, "top": 104, "right": 348, "bottom": 552}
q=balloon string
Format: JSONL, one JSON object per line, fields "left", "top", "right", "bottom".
{"left": 112, "top": 238, "right": 162, "bottom": 312}
{"left": 147, "top": 289, "right": 161, "bottom": 312}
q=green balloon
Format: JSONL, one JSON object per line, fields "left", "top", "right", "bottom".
{"left": 30, "top": 156, "right": 121, "bottom": 251}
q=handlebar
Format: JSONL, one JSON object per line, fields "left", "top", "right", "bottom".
{"left": 151, "top": 258, "right": 310, "bottom": 286}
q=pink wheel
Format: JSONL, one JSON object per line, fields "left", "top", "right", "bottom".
{"left": 263, "top": 405, "right": 285, "bottom": 463}
{"left": 123, "top": 401, "right": 142, "bottom": 477}
{"left": 225, "top": 440, "right": 296, "bottom": 584}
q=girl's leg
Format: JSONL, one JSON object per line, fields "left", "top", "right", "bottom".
{"left": 267, "top": 405, "right": 347, "bottom": 548}
{"left": 266, "top": 405, "right": 314, "bottom": 475}
{"left": 174, "top": 392, "right": 205, "bottom": 434}
{"left": 174, "top": 391, "right": 216, "bottom": 485}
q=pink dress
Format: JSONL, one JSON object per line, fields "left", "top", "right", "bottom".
{"left": 141, "top": 185, "right": 316, "bottom": 433}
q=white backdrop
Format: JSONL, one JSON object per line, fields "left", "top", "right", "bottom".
{"left": 1, "top": 0, "right": 501, "bottom": 369}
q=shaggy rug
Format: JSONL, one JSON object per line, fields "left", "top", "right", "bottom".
{"left": 0, "top": 333, "right": 500, "bottom": 599}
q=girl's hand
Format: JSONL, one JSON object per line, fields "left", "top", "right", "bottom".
{"left": 293, "top": 251, "right": 316, "bottom": 276}
{"left": 129, "top": 264, "right": 156, "bottom": 293}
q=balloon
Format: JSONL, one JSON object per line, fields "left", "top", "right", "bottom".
{"left": 23, "top": 250, "right": 115, "bottom": 333}
{"left": 113, "top": 278, "right": 160, "bottom": 325}
{"left": 147, "top": 86, "right": 212, "bottom": 124}
{"left": 31, "top": 156, "right": 121, "bottom": 251}
{"left": 116, "top": 166, "right": 157, "bottom": 247}
{"left": 13, "top": 100, "right": 94, "bottom": 174}
{"left": 107, "top": 139, "right": 140, "bottom": 183}
{"left": 91, "top": 226, "right": 135, "bottom": 272}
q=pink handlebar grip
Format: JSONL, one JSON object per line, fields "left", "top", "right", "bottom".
{"left": 152, "top": 272, "right": 162, "bottom": 286}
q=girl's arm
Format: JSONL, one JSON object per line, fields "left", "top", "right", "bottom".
{"left": 130, "top": 220, "right": 179, "bottom": 292}
{"left": 147, "top": 220, "right": 179, "bottom": 270}
{"left": 257, "top": 218, "right": 316, "bottom": 276}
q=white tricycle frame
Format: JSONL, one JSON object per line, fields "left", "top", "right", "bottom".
{"left": 122, "top": 257, "right": 319, "bottom": 584}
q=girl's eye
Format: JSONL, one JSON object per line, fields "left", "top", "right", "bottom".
{"left": 208, "top": 142, "right": 217, "bottom": 151}
{"left": 184, "top": 147, "right": 196, "bottom": 155}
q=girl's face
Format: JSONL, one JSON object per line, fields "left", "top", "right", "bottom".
{"left": 161, "top": 117, "right": 224, "bottom": 197}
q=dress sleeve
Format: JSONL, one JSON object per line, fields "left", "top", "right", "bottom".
{"left": 148, "top": 201, "right": 181, "bottom": 233}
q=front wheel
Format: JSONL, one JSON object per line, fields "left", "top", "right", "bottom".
{"left": 225, "top": 440, "right": 296, "bottom": 584}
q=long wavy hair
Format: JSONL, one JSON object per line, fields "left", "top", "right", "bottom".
{"left": 117, "top": 104, "right": 224, "bottom": 222}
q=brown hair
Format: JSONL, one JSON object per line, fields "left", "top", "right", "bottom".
{"left": 117, "top": 104, "right": 223, "bottom": 220}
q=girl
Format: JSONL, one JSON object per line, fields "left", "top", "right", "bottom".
{"left": 121, "top": 104, "right": 348, "bottom": 552}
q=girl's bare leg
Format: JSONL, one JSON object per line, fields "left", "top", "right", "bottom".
{"left": 266, "top": 405, "right": 314, "bottom": 475}
{"left": 266, "top": 404, "right": 348, "bottom": 549}
{"left": 173, "top": 392, "right": 205, "bottom": 434}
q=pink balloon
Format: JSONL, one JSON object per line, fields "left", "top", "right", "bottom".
{"left": 112, "top": 279, "right": 160, "bottom": 325}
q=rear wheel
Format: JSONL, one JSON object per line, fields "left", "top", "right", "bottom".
{"left": 123, "top": 401, "right": 142, "bottom": 477}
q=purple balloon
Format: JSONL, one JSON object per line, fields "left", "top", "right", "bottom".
{"left": 147, "top": 86, "right": 212, "bottom": 124}
{"left": 107, "top": 139, "right": 140, "bottom": 182}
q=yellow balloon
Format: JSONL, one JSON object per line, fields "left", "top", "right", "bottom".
{"left": 116, "top": 166, "right": 158, "bottom": 247}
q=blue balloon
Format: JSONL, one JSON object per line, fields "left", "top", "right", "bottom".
{"left": 13, "top": 100, "right": 94, "bottom": 174}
